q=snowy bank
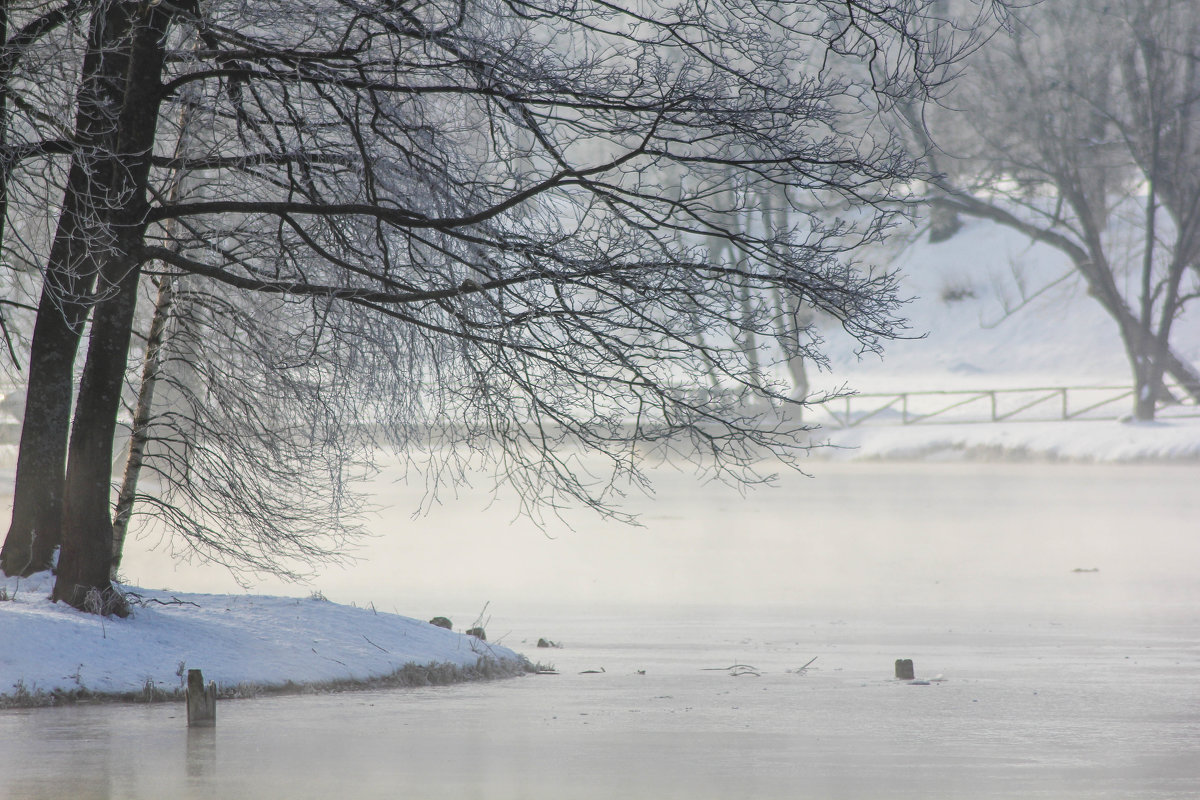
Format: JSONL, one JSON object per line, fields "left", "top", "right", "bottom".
{"left": 0, "top": 572, "right": 525, "bottom": 707}
{"left": 811, "top": 416, "right": 1200, "bottom": 462}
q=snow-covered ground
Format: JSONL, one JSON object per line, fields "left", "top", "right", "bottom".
{"left": 816, "top": 416, "right": 1200, "bottom": 461}
{"left": 0, "top": 571, "right": 522, "bottom": 704}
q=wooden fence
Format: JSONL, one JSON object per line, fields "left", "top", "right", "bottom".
{"left": 816, "top": 385, "right": 1200, "bottom": 428}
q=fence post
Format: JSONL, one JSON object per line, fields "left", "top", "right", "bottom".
{"left": 186, "top": 669, "right": 217, "bottom": 727}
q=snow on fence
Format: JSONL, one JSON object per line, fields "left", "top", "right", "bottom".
{"left": 816, "top": 385, "right": 1200, "bottom": 428}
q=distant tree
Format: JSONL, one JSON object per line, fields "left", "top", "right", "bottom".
{"left": 1, "top": 0, "right": 1006, "bottom": 612}
{"left": 927, "top": 0, "right": 1200, "bottom": 420}
{"left": 704, "top": 178, "right": 828, "bottom": 406}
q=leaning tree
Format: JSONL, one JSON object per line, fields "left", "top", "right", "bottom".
{"left": 926, "top": 0, "right": 1200, "bottom": 420}
{"left": 1, "top": 0, "right": 1004, "bottom": 613}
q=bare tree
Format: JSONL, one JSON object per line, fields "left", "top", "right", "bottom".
{"left": 928, "top": 0, "right": 1200, "bottom": 420}
{"left": 2, "top": 0, "right": 1006, "bottom": 612}
{"left": 704, "top": 178, "right": 822, "bottom": 405}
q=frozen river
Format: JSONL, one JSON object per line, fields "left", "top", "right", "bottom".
{"left": 1, "top": 608, "right": 1196, "bottom": 799}
{"left": 2, "top": 461, "right": 1199, "bottom": 798}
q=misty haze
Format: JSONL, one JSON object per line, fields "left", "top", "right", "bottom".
{"left": 2, "top": 0, "right": 1198, "bottom": 798}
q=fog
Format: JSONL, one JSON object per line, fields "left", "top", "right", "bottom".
{"left": 116, "top": 459, "right": 1200, "bottom": 624}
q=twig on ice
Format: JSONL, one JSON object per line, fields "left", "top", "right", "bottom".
{"left": 703, "top": 664, "right": 761, "bottom": 677}
{"left": 788, "top": 656, "right": 818, "bottom": 674}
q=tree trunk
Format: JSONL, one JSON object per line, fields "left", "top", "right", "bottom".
{"left": 763, "top": 188, "right": 811, "bottom": 404}
{"left": 1, "top": 5, "right": 8, "bottom": 267}
{"left": 1116, "top": 286, "right": 1189, "bottom": 423}
{"left": 111, "top": 274, "right": 174, "bottom": 579}
{"left": 52, "top": 1, "right": 171, "bottom": 612}
{"left": 1127, "top": 310, "right": 1167, "bottom": 423}
{"left": 110, "top": 80, "right": 198, "bottom": 580}
{"left": 927, "top": 203, "right": 962, "bottom": 244}
{"left": 1, "top": 269, "right": 92, "bottom": 575}
{"left": 737, "top": 281, "right": 763, "bottom": 398}
{"left": 54, "top": 256, "right": 143, "bottom": 614}
{"left": 1131, "top": 360, "right": 1158, "bottom": 421}
{"left": 1, "top": 7, "right": 132, "bottom": 576}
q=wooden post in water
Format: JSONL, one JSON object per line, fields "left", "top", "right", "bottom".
{"left": 186, "top": 669, "right": 217, "bottom": 727}
{"left": 894, "top": 659, "right": 915, "bottom": 680}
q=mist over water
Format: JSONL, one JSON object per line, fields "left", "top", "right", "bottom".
{"left": 119, "top": 459, "right": 1200, "bottom": 624}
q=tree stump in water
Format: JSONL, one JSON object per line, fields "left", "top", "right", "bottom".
{"left": 895, "top": 659, "right": 915, "bottom": 680}
{"left": 186, "top": 669, "right": 217, "bottom": 727}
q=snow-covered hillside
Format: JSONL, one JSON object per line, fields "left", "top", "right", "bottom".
{"left": 820, "top": 216, "right": 1200, "bottom": 391}
{"left": 791, "top": 216, "right": 1200, "bottom": 460}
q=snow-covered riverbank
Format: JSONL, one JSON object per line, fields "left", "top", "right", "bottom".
{"left": 813, "top": 416, "right": 1200, "bottom": 461}
{"left": 0, "top": 571, "right": 525, "bottom": 706}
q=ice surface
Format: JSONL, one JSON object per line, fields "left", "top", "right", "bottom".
{"left": 1, "top": 607, "right": 1196, "bottom": 799}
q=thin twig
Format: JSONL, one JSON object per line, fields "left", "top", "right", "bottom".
{"left": 123, "top": 591, "right": 201, "bottom": 608}
{"left": 703, "top": 663, "right": 761, "bottom": 677}
{"left": 362, "top": 634, "right": 389, "bottom": 653}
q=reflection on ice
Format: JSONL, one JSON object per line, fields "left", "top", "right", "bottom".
{"left": 186, "top": 728, "right": 216, "bottom": 780}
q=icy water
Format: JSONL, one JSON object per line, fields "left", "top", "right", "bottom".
{"left": 3, "top": 462, "right": 1200, "bottom": 799}
{"left": 0, "top": 609, "right": 1197, "bottom": 799}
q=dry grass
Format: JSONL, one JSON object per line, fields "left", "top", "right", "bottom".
{"left": 0, "top": 656, "right": 533, "bottom": 710}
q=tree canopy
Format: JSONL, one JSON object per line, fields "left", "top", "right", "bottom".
{"left": 1, "top": 0, "right": 1004, "bottom": 612}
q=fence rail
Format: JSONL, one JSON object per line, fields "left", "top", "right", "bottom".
{"left": 817, "top": 385, "right": 1200, "bottom": 428}
{"left": 2, "top": 383, "right": 1198, "bottom": 436}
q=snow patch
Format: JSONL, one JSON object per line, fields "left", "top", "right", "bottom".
{"left": 0, "top": 572, "right": 522, "bottom": 703}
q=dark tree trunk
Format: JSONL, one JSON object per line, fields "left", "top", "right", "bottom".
{"left": 52, "top": 1, "right": 171, "bottom": 612}
{"left": 1117, "top": 285, "right": 1189, "bottom": 423}
{"left": 927, "top": 203, "right": 962, "bottom": 244}
{"left": 1, "top": 7, "right": 132, "bottom": 576}
{"left": 0, "top": 261, "right": 93, "bottom": 575}
{"left": 1132, "top": 358, "right": 1160, "bottom": 422}
{"left": 53, "top": 257, "right": 142, "bottom": 613}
